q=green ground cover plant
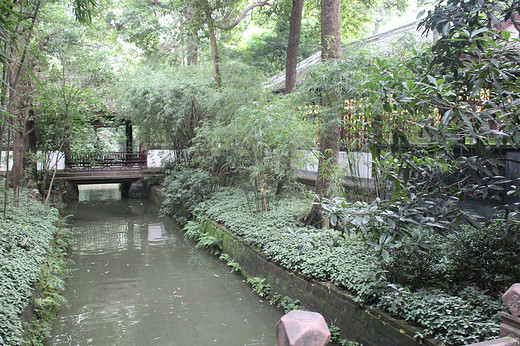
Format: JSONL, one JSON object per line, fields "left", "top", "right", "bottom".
{"left": 26, "top": 225, "right": 73, "bottom": 345}
{"left": 160, "top": 164, "right": 215, "bottom": 224}
{"left": 0, "top": 190, "right": 66, "bottom": 345}
{"left": 167, "top": 186, "right": 506, "bottom": 345}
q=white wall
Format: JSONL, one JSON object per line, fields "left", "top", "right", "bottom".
{"left": 0, "top": 151, "right": 65, "bottom": 172}
{"left": 147, "top": 150, "right": 180, "bottom": 168}
{"left": 1, "top": 150, "right": 179, "bottom": 172}
{"left": 299, "top": 150, "right": 372, "bottom": 179}
{"left": 0, "top": 149, "right": 372, "bottom": 177}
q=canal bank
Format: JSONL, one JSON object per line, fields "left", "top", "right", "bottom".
{"left": 194, "top": 216, "right": 436, "bottom": 346}
{"left": 0, "top": 189, "right": 69, "bottom": 345}
{"left": 151, "top": 186, "right": 437, "bottom": 345}
{"left": 159, "top": 185, "right": 508, "bottom": 345}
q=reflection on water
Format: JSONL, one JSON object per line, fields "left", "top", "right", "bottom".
{"left": 49, "top": 185, "right": 282, "bottom": 345}
{"left": 147, "top": 223, "right": 169, "bottom": 245}
{"left": 78, "top": 184, "right": 121, "bottom": 203}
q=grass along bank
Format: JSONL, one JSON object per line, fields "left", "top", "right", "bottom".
{"left": 162, "top": 183, "right": 509, "bottom": 345}
{"left": 0, "top": 189, "right": 71, "bottom": 345}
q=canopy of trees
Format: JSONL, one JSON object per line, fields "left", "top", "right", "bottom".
{"left": 0, "top": 0, "right": 411, "bottom": 201}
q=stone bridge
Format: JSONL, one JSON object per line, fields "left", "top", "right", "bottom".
{"left": 52, "top": 150, "right": 181, "bottom": 197}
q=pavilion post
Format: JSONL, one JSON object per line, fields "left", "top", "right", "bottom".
{"left": 125, "top": 119, "right": 133, "bottom": 154}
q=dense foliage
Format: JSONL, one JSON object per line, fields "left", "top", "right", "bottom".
{"left": 27, "top": 225, "right": 72, "bottom": 345}
{"left": 0, "top": 190, "right": 63, "bottom": 345}
{"left": 161, "top": 186, "right": 505, "bottom": 345}
{"left": 386, "top": 218, "right": 520, "bottom": 297}
{"left": 4, "top": 0, "right": 520, "bottom": 342}
{"left": 161, "top": 164, "right": 215, "bottom": 224}
{"left": 355, "top": 1, "right": 520, "bottom": 252}
{"left": 119, "top": 65, "right": 214, "bottom": 151}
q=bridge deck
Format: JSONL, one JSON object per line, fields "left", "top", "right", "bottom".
{"left": 56, "top": 167, "right": 164, "bottom": 184}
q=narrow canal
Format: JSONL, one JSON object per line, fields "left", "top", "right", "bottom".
{"left": 48, "top": 184, "right": 283, "bottom": 345}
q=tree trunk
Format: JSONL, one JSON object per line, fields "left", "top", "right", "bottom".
{"left": 188, "top": 34, "right": 198, "bottom": 65}
{"left": 209, "top": 26, "right": 222, "bottom": 89}
{"left": 373, "top": 19, "right": 381, "bottom": 35}
{"left": 6, "top": 0, "right": 41, "bottom": 194}
{"left": 303, "top": 0, "right": 342, "bottom": 226}
{"left": 303, "top": 122, "right": 341, "bottom": 226}
{"left": 320, "top": 0, "right": 341, "bottom": 60}
{"left": 9, "top": 69, "right": 35, "bottom": 193}
{"left": 284, "top": 0, "right": 304, "bottom": 94}
{"left": 10, "top": 120, "right": 25, "bottom": 192}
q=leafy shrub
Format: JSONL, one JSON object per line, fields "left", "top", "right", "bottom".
{"left": 379, "top": 286, "right": 503, "bottom": 345}
{"left": 195, "top": 234, "right": 221, "bottom": 255}
{"left": 161, "top": 164, "right": 214, "bottom": 224}
{"left": 388, "top": 218, "right": 520, "bottom": 298}
{"left": 277, "top": 296, "right": 301, "bottom": 314}
{"left": 0, "top": 191, "right": 61, "bottom": 345}
{"left": 196, "top": 187, "right": 504, "bottom": 345}
{"left": 386, "top": 232, "right": 449, "bottom": 290}
{"left": 219, "top": 254, "right": 242, "bottom": 274}
{"left": 446, "top": 220, "right": 520, "bottom": 297}
{"left": 246, "top": 277, "right": 271, "bottom": 298}
{"left": 321, "top": 196, "right": 456, "bottom": 262}
{"left": 27, "top": 226, "right": 72, "bottom": 345}
{"left": 183, "top": 221, "right": 203, "bottom": 241}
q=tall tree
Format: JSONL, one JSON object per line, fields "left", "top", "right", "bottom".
{"left": 7, "top": 0, "right": 44, "bottom": 194}
{"left": 4, "top": 0, "right": 95, "bottom": 196}
{"left": 176, "top": 0, "right": 269, "bottom": 89}
{"left": 303, "top": 0, "right": 342, "bottom": 226}
{"left": 283, "top": 0, "right": 304, "bottom": 94}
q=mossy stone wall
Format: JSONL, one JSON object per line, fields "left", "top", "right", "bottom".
{"left": 199, "top": 216, "right": 439, "bottom": 346}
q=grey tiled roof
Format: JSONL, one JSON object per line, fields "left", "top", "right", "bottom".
{"left": 265, "top": 21, "right": 430, "bottom": 91}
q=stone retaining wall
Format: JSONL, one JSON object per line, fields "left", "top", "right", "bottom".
{"left": 198, "top": 217, "right": 439, "bottom": 346}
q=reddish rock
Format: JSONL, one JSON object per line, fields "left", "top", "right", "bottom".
{"left": 276, "top": 310, "right": 330, "bottom": 346}
{"left": 504, "top": 284, "right": 520, "bottom": 317}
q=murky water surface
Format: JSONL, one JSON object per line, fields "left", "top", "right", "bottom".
{"left": 49, "top": 184, "right": 282, "bottom": 345}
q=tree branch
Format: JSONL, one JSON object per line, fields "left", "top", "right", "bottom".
{"left": 217, "top": 0, "right": 269, "bottom": 30}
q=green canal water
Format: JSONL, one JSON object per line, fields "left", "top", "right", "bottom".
{"left": 48, "top": 184, "right": 282, "bottom": 345}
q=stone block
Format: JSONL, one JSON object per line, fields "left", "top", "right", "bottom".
{"left": 468, "top": 336, "right": 519, "bottom": 346}
{"left": 276, "top": 310, "right": 330, "bottom": 346}
{"left": 501, "top": 312, "right": 520, "bottom": 339}
{"left": 503, "top": 284, "right": 520, "bottom": 317}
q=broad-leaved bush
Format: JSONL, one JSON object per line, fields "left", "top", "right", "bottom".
{"left": 194, "top": 187, "right": 504, "bottom": 345}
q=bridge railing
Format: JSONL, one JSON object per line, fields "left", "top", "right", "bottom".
{"left": 66, "top": 152, "right": 147, "bottom": 170}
